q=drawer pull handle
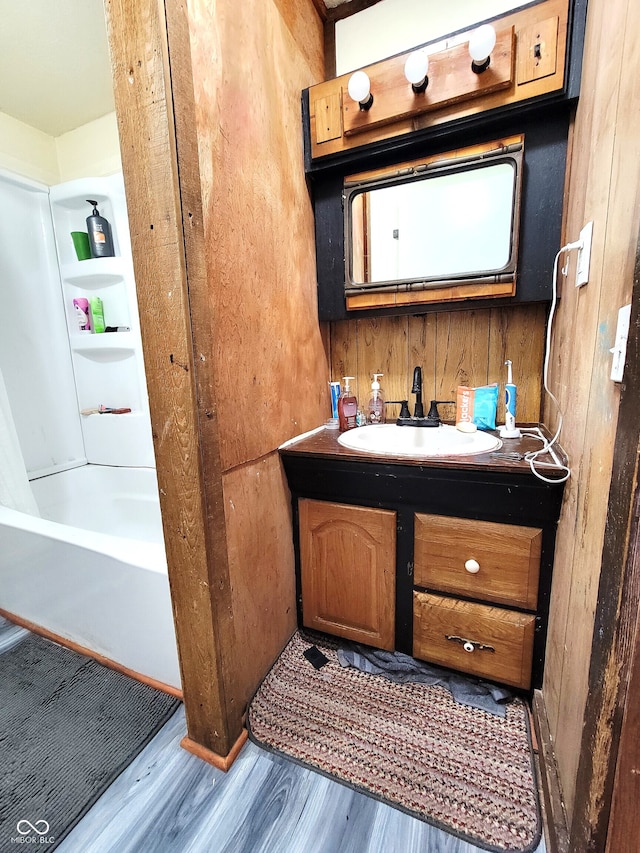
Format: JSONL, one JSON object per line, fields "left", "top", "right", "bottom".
{"left": 446, "top": 634, "right": 495, "bottom": 654}
{"left": 464, "top": 559, "right": 480, "bottom": 574}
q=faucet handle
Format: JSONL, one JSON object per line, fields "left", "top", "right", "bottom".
{"left": 386, "top": 400, "right": 411, "bottom": 419}
{"left": 427, "top": 400, "right": 456, "bottom": 421}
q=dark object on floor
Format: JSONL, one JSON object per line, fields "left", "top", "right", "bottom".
{"left": 337, "top": 644, "right": 512, "bottom": 717}
{"left": 248, "top": 631, "right": 541, "bottom": 853}
{"left": 0, "top": 633, "right": 180, "bottom": 851}
{"left": 303, "top": 645, "right": 330, "bottom": 670}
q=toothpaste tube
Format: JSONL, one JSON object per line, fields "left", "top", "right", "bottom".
{"left": 329, "top": 381, "right": 341, "bottom": 419}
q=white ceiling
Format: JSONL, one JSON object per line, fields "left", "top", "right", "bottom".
{"left": 0, "top": 0, "right": 114, "bottom": 137}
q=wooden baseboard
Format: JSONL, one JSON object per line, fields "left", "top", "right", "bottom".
{"left": 0, "top": 607, "right": 183, "bottom": 700}
{"left": 532, "top": 689, "right": 569, "bottom": 853}
{"left": 180, "top": 729, "right": 248, "bottom": 772}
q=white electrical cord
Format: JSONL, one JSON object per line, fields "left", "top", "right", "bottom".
{"left": 524, "top": 243, "right": 579, "bottom": 484}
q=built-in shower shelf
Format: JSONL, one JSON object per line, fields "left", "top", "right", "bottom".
{"left": 50, "top": 177, "right": 115, "bottom": 211}
{"left": 51, "top": 175, "right": 155, "bottom": 468}
{"left": 62, "top": 258, "right": 124, "bottom": 286}
{"left": 71, "top": 332, "right": 135, "bottom": 354}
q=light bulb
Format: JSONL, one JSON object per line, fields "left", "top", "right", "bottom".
{"left": 469, "top": 24, "right": 497, "bottom": 72}
{"left": 347, "top": 71, "right": 373, "bottom": 109}
{"left": 404, "top": 50, "right": 429, "bottom": 92}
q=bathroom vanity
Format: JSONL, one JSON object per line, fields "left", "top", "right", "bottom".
{"left": 280, "top": 427, "right": 566, "bottom": 692}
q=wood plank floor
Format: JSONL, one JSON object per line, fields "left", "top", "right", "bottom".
{"left": 1, "top": 618, "right": 546, "bottom": 852}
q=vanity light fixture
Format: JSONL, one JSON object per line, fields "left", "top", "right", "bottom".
{"left": 469, "top": 24, "right": 497, "bottom": 74}
{"left": 347, "top": 70, "right": 374, "bottom": 110}
{"left": 404, "top": 50, "right": 429, "bottom": 93}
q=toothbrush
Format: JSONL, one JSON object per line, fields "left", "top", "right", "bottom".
{"left": 499, "top": 360, "right": 521, "bottom": 439}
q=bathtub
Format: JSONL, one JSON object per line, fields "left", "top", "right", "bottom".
{"left": 0, "top": 464, "right": 181, "bottom": 690}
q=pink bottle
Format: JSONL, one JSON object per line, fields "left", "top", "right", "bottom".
{"left": 73, "top": 297, "right": 92, "bottom": 332}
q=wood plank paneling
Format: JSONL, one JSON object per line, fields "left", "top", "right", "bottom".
{"left": 488, "top": 305, "right": 547, "bottom": 427}
{"left": 329, "top": 307, "right": 545, "bottom": 426}
{"left": 435, "top": 310, "right": 491, "bottom": 424}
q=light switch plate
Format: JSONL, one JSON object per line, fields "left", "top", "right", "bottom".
{"left": 576, "top": 221, "right": 593, "bottom": 287}
{"left": 610, "top": 303, "right": 631, "bottom": 382}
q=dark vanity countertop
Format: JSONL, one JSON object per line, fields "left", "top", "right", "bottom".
{"left": 279, "top": 424, "right": 568, "bottom": 479}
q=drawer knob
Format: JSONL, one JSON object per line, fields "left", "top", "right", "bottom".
{"left": 463, "top": 641, "right": 475, "bottom": 653}
{"left": 465, "top": 558, "right": 480, "bottom": 574}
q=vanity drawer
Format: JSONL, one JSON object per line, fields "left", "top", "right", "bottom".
{"left": 413, "top": 591, "right": 535, "bottom": 689}
{"left": 414, "top": 514, "right": 542, "bottom": 610}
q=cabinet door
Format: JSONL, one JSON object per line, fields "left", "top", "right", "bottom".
{"left": 299, "top": 499, "right": 396, "bottom": 650}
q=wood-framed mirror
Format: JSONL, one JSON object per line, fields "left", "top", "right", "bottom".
{"left": 344, "top": 136, "right": 523, "bottom": 309}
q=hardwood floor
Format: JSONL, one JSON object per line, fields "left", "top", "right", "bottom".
{"left": 1, "top": 618, "right": 547, "bottom": 852}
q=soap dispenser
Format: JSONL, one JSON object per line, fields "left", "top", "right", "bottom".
{"left": 86, "top": 200, "right": 115, "bottom": 258}
{"left": 367, "top": 373, "right": 385, "bottom": 424}
{"left": 338, "top": 376, "right": 358, "bottom": 432}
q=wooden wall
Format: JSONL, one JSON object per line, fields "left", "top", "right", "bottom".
{"left": 329, "top": 304, "right": 547, "bottom": 425}
{"left": 542, "top": 0, "right": 640, "bottom": 826}
{"left": 181, "top": 0, "right": 328, "bottom": 728}
{"left": 106, "top": 0, "right": 328, "bottom": 756}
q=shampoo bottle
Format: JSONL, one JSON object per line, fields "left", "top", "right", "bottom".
{"left": 338, "top": 376, "right": 358, "bottom": 432}
{"left": 89, "top": 296, "right": 106, "bottom": 334}
{"left": 86, "top": 200, "right": 115, "bottom": 258}
{"left": 367, "top": 373, "right": 385, "bottom": 424}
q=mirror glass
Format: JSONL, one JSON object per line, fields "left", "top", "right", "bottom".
{"left": 345, "top": 141, "right": 523, "bottom": 294}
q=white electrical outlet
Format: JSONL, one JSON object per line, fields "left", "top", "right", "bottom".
{"left": 610, "top": 304, "right": 631, "bottom": 383}
{"left": 576, "top": 221, "right": 593, "bottom": 287}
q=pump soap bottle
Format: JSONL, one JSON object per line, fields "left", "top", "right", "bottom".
{"left": 338, "top": 376, "right": 358, "bottom": 432}
{"left": 86, "top": 200, "right": 115, "bottom": 258}
{"left": 367, "top": 373, "right": 385, "bottom": 424}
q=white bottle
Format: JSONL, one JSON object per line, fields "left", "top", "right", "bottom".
{"left": 367, "top": 373, "right": 385, "bottom": 424}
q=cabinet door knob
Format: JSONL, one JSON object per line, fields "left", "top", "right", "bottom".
{"left": 465, "top": 558, "right": 480, "bottom": 573}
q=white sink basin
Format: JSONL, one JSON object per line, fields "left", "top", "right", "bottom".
{"left": 337, "top": 424, "right": 502, "bottom": 457}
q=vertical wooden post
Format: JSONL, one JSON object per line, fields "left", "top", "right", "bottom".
{"left": 103, "top": 0, "right": 238, "bottom": 756}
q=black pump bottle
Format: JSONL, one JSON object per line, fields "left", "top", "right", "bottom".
{"left": 86, "top": 200, "right": 115, "bottom": 258}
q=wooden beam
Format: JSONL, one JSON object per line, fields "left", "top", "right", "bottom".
{"left": 326, "top": 0, "right": 386, "bottom": 24}
{"left": 324, "top": 19, "right": 336, "bottom": 79}
{"left": 103, "top": 0, "right": 237, "bottom": 755}
{"left": 310, "top": 0, "right": 328, "bottom": 22}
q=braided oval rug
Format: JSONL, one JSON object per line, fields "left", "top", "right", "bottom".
{"left": 248, "top": 631, "right": 541, "bottom": 853}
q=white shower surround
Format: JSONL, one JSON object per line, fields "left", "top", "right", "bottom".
{"left": 0, "top": 169, "right": 178, "bottom": 690}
